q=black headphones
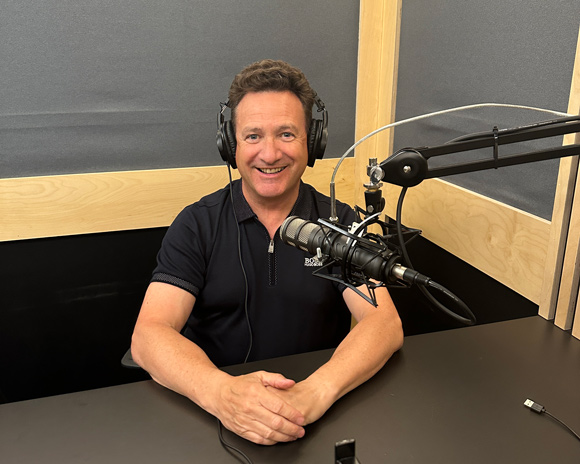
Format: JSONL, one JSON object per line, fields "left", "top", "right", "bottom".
{"left": 216, "top": 95, "right": 328, "bottom": 169}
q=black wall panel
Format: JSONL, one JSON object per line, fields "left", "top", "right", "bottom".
{"left": 0, "top": 229, "right": 537, "bottom": 403}
{"left": 0, "top": 229, "right": 167, "bottom": 402}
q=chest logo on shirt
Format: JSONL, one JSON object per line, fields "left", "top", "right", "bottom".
{"left": 304, "top": 257, "right": 323, "bottom": 267}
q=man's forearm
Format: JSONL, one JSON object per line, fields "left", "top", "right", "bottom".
{"left": 131, "top": 321, "right": 229, "bottom": 413}
{"left": 309, "top": 305, "right": 403, "bottom": 404}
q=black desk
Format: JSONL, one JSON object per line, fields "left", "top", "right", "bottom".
{"left": 2, "top": 316, "right": 579, "bottom": 463}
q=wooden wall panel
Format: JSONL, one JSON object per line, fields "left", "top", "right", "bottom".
{"left": 0, "top": 157, "right": 355, "bottom": 242}
{"left": 382, "top": 180, "right": 550, "bottom": 304}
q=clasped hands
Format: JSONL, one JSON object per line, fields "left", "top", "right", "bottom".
{"left": 213, "top": 370, "right": 332, "bottom": 445}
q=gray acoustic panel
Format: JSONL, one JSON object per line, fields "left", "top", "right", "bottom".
{"left": 393, "top": 1, "right": 580, "bottom": 220}
{"left": 1, "top": 1, "right": 358, "bottom": 178}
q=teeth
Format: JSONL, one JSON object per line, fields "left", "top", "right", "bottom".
{"left": 260, "top": 167, "right": 284, "bottom": 174}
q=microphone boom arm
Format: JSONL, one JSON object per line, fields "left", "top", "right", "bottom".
{"left": 379, "top": 117, "right": 580, "bottom": 188}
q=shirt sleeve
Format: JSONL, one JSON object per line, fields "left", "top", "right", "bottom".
{"left": 331, "top": 201, "right": 358, "bottom": 293}
{"left": 151, "top": 206, "right": 207, "bottom": 297}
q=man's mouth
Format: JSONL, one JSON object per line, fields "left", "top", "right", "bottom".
{"left": 257, "top": 167, "right": 286, "bottom": 174}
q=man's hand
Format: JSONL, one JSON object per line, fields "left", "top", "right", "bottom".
{"left": 212, "top": 371, "right": 306, "bottom": 445}
{"left": 266, "top": 377, "right": 335, "bottom": 425}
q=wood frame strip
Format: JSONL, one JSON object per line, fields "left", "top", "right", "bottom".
{"left": 354, "top": 0, "right": 402, "bottom": 205}
{"left": 574, "top": 287, "right": 580, "bottom": 338}
{"left": 539, "top": 26, "right": 580, "bottom": 322}
{"left": 0, "top": 157, "right": 355, "bottom": 242}
{"left": 555, "top": 139, "right": 580, "bottom": 330}
{"left": 554, "top": 130, "right": 580, "bottom": 330}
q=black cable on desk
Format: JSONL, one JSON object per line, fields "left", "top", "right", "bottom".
{"left": 524, "top": 398, "right": 580, "bottom": 442}
{"left": 217, "top": 419, "right": 255, "bottom": 464}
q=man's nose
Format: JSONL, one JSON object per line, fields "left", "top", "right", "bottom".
{"left": 260, "top": 136, "right": 283, "bottom": 163}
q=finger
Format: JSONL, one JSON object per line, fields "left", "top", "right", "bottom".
{"left": 229, "top": 393, "right": 304, "bottom": 440}
{"left": 258, "top": 392, "right": 306, "bottom": 428}
{"left": 236, "top": 427, "right": 290, "bottom": 446}
{"left": 245, "top": 415, "right": 305, "bottom": 444}
{"left": 257, "top": 371, "right": 296, "bottom": 390}
{"left": 223, "top": 413, "right": 304, "bottom": 445}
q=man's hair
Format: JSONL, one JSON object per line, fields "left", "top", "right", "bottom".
{"left": 228, "top": 59, "right": 317, "bottom": 130}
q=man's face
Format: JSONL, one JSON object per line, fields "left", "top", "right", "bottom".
{"left": 234, "top": 90, "right": 309, "bottom": 207}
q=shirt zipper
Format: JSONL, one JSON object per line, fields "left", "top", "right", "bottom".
{"left": 268, "top": 238, "right": 276, "bottom": 286}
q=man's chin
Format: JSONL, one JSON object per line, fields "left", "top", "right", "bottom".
{"left": 254, "top": 184, "right": 299, "bottom": 202}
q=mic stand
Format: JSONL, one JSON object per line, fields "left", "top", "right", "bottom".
{"left": 362, "top": 158, "right": 386, "bottom": 216}
{"left": 326, "top": 115, "right": 580, "bottom": 325}
{"left": 323, "top": 158, "right": 429, "bottom": 307}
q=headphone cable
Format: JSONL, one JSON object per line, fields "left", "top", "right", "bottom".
{"left": 215, "top": 166, "right": 255, "bottom": 463}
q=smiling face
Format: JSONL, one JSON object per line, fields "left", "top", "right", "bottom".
{"left": 234, "top": 90, "right": 309, "bottom": 211}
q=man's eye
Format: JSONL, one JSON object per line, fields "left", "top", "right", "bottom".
{"left": 281, "top": 132, "right": 295, "bottom": 139}
{"left": 246, "top": 134, "right": 259, "bottom": 141}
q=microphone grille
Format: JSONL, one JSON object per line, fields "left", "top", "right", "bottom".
{"left": 281, "top": 216, "right": 320, "bottom": 251}
{"left": 297, "top": 221, "right": 318, "bottom": 243}
{"left": 282, "top": 216, "right": 301, "bottom": 240}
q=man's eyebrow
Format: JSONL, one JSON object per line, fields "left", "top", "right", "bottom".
{"left": 240, "top": 126, "right": 263, "bottom": 135}
{"left": 278, "top": 124, "right": 300, "bottom": 132}
{"left": 240, "top": 124, "right": 301, "bottom": 135}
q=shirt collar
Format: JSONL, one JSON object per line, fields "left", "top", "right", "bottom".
{"left": 231, "top": 179, "right": 312, "bottom": 223}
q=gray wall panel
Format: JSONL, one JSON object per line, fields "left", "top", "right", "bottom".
{"left": 394, "top": 1, "right": 579, "bottom": 220}
{"left": 1, "top": 1, "right": 359, "bottom": 177}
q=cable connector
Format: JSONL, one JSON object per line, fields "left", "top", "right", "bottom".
{"left": 523, "top": 398, "right": 580, "bottom": 442}
{"left": 391, "top": 263, "right": 431, "bottom": 286}
{"left": 524, "top": 398, "right": 546, "bottom": 414}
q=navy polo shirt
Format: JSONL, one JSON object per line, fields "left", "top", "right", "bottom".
{"left": 152, "top": 179, "right": 356, "bottom": 367}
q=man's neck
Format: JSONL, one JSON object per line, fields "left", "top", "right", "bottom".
{"left": 242, "top": 183, "right": 300, "bottom": 239}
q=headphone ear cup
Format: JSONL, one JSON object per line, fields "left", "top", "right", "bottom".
{"left": 307, "top": 118, "right": 327, "bottom": 167}
{"left": 217, "top": 120, "right": 237, "bottom": 168}
{"left": 224, "top": 121, "right": 237, "bottom": 168}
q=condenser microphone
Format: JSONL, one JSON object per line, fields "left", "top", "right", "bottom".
{"left": 280, "top": 216, "right": 431, "bottom": 287}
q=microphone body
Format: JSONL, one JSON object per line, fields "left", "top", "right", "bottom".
{"left": 280, "top": 216, "right": 418, "bottom": 286}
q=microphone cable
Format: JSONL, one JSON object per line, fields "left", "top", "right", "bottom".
{"left": 395, "top": 187, "right": 476, "bottom": 326}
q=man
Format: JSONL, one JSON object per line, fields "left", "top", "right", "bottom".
{"left": 131, "top": 59, "right": 403, "bottom": 445}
